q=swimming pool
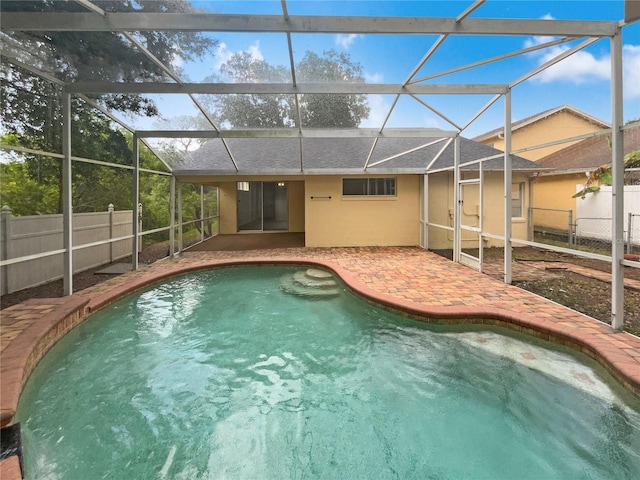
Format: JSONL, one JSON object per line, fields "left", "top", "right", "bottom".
{"left": 16, "top": 266, "right": 640, "bottom": 479}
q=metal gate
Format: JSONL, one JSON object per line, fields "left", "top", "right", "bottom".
{"left": 456, "top": 176, "right": 483, "bottom": 271}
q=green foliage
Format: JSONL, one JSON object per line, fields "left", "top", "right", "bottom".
{"left": 209, "top": 49, "right": 369, "bottom": 128}
{"left": 572, "top": 186, "right": 601, "bottom": 198}
{"left": 140, "top": 172, "right": 170, "bottom": 238}
{"left": 1, "top": 99, "right": 134, "bottom": 213}
{"left": 0, "top": 159, "right": 60, "bottom": 215}
{"left": 296, "top": 50, "right": 370, "bottom": 128}
{"left": 212, "top": 51, "right": 293, "bottom": 128}
{"left": 1, "top": 1, "right": 218, "bottom": 165}
{"left": 573, "top": 150, "right": 640, "bottom": 199}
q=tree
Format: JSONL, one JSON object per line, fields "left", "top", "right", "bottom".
{"left": 1, "top": 0, "right": 217, "bottom": 149}
{"left": 0, "top": 1, "right": 216, "bottom": 214}
{"left": 1, "top": 100, "right": 134, "bottom": 213}
{"left": 211, "top": 51, "right": 293, "bottom": 128}
{"left": 210, "top": 49, "right": 369, "bottom": 128}
{"left": 573, "top": 151, "right": 640, "bottom": 198}
{"left": 296, "top": 50, "right": 370, "bottom": 128}
{"left": 572, "top": 123, "right": 640, "bottom": 199}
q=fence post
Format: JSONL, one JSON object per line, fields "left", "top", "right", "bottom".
{"left": 568, "top": 210, "right": 574, "bottom": 247}
{"left": 138, "top": 203, "right": 143, "bottom": 253}
{"left": 1, "top": 205, "right": 12, "bottom": 295}
{"left": 628, "top": 212, "right": 633, "bottom": 255}
{"left": 108, "top": 203, "right": 114, "bottom": 263}
{"left": 200, "top": 185, "right": 205, "bottom": 243}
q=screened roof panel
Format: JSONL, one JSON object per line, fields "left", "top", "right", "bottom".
{"left": 175, "top": 134, "right": 543, "bottom": 175}
{"left": 195, "top": 32, "right": 292, "bottom": 83}
{"left": 191, "top": 1, "right": 284, "bottom": 15}
{"left": 284, "top": 1, "right": 471, "bottom": 18}
{"left": 300, "top": 137, "right": 372, "bottom": 170}
{"left": 1, "top": 0, "right": 637, "bottom": 175}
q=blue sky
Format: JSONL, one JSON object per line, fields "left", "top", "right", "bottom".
{"left": 140, "top": 0, "right": 640, "bottom": 139}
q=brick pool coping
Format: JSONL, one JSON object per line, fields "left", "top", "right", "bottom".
{"left": 2, "top": 246, "right": 640, "bottom": 477}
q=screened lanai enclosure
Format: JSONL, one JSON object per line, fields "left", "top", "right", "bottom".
{"left": 1, "top": 0, "right": 639, "bottom": 329}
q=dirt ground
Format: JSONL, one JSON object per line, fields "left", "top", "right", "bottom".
{"left": 0, "top": 242, "right": 171, "bottom": 310}
{"left": 508, "top": 247, "right": 640, "bottom": 336}
{"left": 1, "top": 244, "right": 639, "bottom": 335}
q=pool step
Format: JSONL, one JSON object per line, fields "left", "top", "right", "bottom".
{"left": 280, "top": 269, "right": 340, "bottom": 300}
{"left": 292, "top": 270, "right": 337, "bottom": 289}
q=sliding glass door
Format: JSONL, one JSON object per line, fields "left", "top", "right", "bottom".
{"left": 237, "top": 181, "right": 288, "bottom": 231}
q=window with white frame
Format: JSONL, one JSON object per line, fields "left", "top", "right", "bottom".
{"left": 343, "top": 178, "right": 396, "bottom": 196}
{"left": 511, "top": 182, "right": 525, "bottom": 218}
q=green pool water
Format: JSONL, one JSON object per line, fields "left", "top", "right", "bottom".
{"left": 16, "top": 266, "right": 640, "bottom": 479}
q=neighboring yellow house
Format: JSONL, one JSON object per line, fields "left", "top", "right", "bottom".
{"left": 177, "top": 137, "right": 542, "bottom": 250}
{"left": 534, "top": 124, "right": 640, "bottom": 227}
{"left": 473, "top": 105, "right": 610, "bottom": 232}
{"left": 473, "top": 104, "right": 609, "bottom": 161}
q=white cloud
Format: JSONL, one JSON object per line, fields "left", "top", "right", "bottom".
{"left": 364, "top": 72, "right": 384, "bottom": 83}
{"left": 526, "top": 41, "right": 640, "bottom": 97}
{"left": 171, "top": 52, "right": 183, "bottom": 70}
{"left": 532, "top": 45, "right": 610, "bottom": 84}
{"left": 335, "top": 34, "right": 360, "bottom": 49}
{"left": 420, "top": 115, "right": 442, "bottom": 129}
{"left": 213, "top": 41, "right": 263, "bottom": 72}
{"left": 214, "top": 42, "right": 232, "bottom": 70}
{"left": 524, "top": 35, "right": 558, "bottom": 49}
{"left": 523, "top": 13, "right": 639, "bottom": 98}
{"left": 623, "top": 44, "right": 640, "bottom": 99}
{"left": 247, "top": 42, "right": 264, "bottom": 61}
{"left": 523, "top": 15, "right": 557, "bottom": 51}
{"left": 360, "top": 94, "right": 390, "bottom": 128}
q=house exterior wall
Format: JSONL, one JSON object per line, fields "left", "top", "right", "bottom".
{"left": 205, "top": 173, "right": 531, "bottom": 250}
{"left": 426, "top": 171, "right": 531, "bottom": 250}
{"left": 304, "top": 175, "right": 420, "bottom": 247}
{"left": 218, "top": 182, "right": 238, "bottom": 233}
{"left": 288, "top": 181, "right": 305, "bottom": 232}
{"left": 531, "top": 173, "right": 585, "bottom": 231}
{"left": 217, "top": 180, "right": 305, "bottom": 233}
{"left": 480, "top": 111, "right": 604, "bottom": 161}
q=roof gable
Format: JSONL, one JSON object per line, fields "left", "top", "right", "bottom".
{"left": 473, "top": 105, "right": 610, "bottom": 143}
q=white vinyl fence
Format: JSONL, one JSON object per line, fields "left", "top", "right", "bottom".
{"left": 1, "top": 204, "right": 137, "bottom": 295}
{"left": 575, "top": 185, "right": 640, "bottom": 249}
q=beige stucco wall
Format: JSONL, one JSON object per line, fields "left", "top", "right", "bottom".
{"left": 426, "top": 171, "right": 531, "bottom": 250}
{"left": 287, "top": 181, "right": 305, "bottom": 232}
{"left": 216, "top": 179, "right": 305, "bottom": 234}
{"left": 218, "top": 182, "right": 237, "bottom": 233}
{"left": 481, "top": 111, "right": 604, "bottom": 161}
{"left": 531, "top": 173, "right": 582, "bottom": 231}
{"left": 189, "top": 173, "right": 532, "bottom": 250}
{"left": 304, "top": 175, "right": 420, "bottom": 247}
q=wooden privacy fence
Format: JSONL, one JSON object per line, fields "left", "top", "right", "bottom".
{"left": 0, "top": 204, "right": 137, "bottom": 295}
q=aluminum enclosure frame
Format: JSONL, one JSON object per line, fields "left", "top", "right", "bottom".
{"left": 0, "top": 0, "right": 635, "bottom": 330}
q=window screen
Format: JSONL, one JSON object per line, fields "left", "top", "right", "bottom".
{"left": 343, "top": 178, "right": 396, "bottom": 196}
{"left": 511, "top": 182, "right": 524, "bottom": 217}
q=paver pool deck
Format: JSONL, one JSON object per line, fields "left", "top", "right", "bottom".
{"left": 2, "top": 246, "right": 640, "bottom": 477}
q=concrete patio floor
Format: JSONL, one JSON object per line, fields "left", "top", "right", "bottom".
{"left": 2, "top": 246, "right": 640, "bottom": 477}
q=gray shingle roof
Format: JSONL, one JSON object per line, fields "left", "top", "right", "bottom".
{"left": 174, "top": 135, "right": 543, "bottom": 175}
{"left": 537, "top": 125, "right": 640, "bottom": 172}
